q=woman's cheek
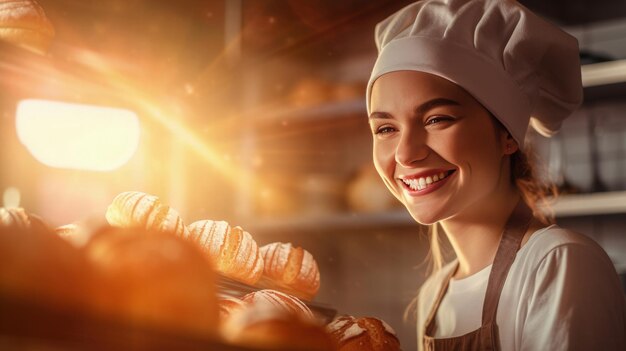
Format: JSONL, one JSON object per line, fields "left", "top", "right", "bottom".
{"left": 373, "top": 142, "right": 402, "bottom": 198}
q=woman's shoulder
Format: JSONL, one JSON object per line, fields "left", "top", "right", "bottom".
{"left": 517, "top": 224, "right": 616, "bottom": 274}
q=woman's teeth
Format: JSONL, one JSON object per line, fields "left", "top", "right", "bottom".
{"left": 402, "top": 171, "right": 451, "bottom": 191}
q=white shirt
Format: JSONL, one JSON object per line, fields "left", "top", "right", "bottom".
{"left": 416, "top": 225, "right": 626, "bottom": 351}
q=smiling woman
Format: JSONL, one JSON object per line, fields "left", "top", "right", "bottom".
{"left": 366, "top": 0, "right": 626, "bottom": 350}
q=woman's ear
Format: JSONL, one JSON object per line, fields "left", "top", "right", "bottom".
{"left": 502, "top": 131, "right": 519, "bottom": 155}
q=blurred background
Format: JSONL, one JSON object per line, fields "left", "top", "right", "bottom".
{"left": 1, "top": 0, "right": 626, "bottom": 349}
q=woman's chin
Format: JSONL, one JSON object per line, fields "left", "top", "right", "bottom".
{"left": 406, "top": 208, "right": 442, "bottom": 226}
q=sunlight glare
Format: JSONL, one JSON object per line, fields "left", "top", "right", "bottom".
{"left": 16, "top": 99, "right": 140, "bottom": 171}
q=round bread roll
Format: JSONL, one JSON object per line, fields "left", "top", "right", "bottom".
{"left": 224, "top": 304, "right": 335, "bottom": 351}
{"left": 258, "top": 242, "right": 320, "bottom": 301}
{"left": 0, "top": 223, "right": 89, "bottom": 312}
{"left": 326, "top": 315, "right": 401, "bottom": 351}
{"left": 85, "top": 227, "right": 219, "bottom": 338}
{"left": 0, "top": 0, "right": 55, "bottom": 54}
{"left": 241, "top": 289, "right": 315, "bottom": 323}
{"left": 187, "top": 219, "right": 263, "bottom": 286}
{"left": 105, "top": 191, "right": 189, "bottom": 238}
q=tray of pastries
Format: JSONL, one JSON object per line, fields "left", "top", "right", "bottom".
{"left": 0, "top": 191, "right": 403, "bottom": 350}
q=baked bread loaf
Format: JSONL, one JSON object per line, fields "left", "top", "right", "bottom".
{"left": 54, "top": 223, "right": 77, "bottom": 237}
{"left": 326, "top": 315, "right": 401, "bottom": 351}
{"left": 105, "top": 191, "right": 189, "bottom": 238}
{"left": 224, "top": 304, "right": 335, "bottom": 351}
{"left": 241, "top": 289, "right": 315, "bottom": 323}
{"left": 85, "top": 227, "right": 219, "bottom": 338}
{"left": 0, "top": 0, "right": 54, "bottom": 54}
{"left": 258, "top": 242, "right": 320, "bottom": 300}
{"left": 218, "top": 296, "right": 245, "bottom": 321}
{"left": 187, "top": 219, "right": 263, "bottom": 285}
{"left": 0, "top": 207, "right": 48, "bottom": 231}
{"left": 1, "top": 207, "right": 30, "bottom": 228}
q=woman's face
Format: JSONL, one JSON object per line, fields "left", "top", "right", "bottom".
{"left": 369, "top": 71, "right": 514, "bottom": 224}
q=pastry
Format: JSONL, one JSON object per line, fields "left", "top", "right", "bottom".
{"left": 258, "top": 242, "right": 320, "bottom": 300}
{"left": 224, "top": 304, "right": 335, "bottom": 351}
{"left": 187, "top": 219, "right": 263, "bottom": 286}
{"left": 105, "top": 191, "right": 189, "bottom": 238}
{"left": 0, "top": 222, "right": 89, "bottom": 311}
{"left": 0, "top": 207, "right": 48, "bottom": 231}
{"left": 326, "top": 315, "right": 401, "bottom": 351}
{"left": 218, "top": 296, "right": 245, "bottom": 321}
{"left": 85, "top": 227, "right": 219, "bottom": 338}
{"left": 1, "top": 207, "right": 31, "bottom": 228}
{"left": 241, "top": 289, "right": 315, "bottom": 322}
{"left": 0, "top": 0, "right": 54, "bottom": 54}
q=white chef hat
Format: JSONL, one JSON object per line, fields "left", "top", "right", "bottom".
{"left": 367, "top": 0, "right": 583, "bottom": 145}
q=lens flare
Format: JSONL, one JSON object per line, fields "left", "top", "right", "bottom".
{"left": 16, "top": 99, "right": 140, "bottom": 171}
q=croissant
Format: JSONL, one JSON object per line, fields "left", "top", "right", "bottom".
{"left": 326, "top": 315, "right": 401, "bottom": 351}
{"left": 187, "top": 219, "right": 263, "bottom": 285}
{"left": 258, "top": 242, "right": 320, "bottom": 300}
{"left": 105, "top": 191, "right": 188, "bottom": 238}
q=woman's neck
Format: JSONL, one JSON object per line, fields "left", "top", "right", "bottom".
{"left": 439, "top": 187, "right": 524, "bottom": 280}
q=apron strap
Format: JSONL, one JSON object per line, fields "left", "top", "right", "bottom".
{"left": 424, "top": 260, "right": 458, "bottom": 336}
{"left": 481, "top": 199, "right": 533, "bottom": 325}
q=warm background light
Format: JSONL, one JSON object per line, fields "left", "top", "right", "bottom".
{"left": 2, "top": 187, "right": 21, "bottom": 208}
{"left": 16, "top": 99, "right": 140, "bottom": 171}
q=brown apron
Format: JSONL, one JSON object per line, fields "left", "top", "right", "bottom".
{"left": 423, "top": 200, "right": 533, "bottom": 350}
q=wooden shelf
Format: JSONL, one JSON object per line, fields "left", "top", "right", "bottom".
{"left": 546, "top": 190, "right": 626, "bottom": 217}
{"left": 255, "top": 99, "right": 366, "bottom": 123}
{"left": 245, "top": 192, "right": 626, "bottom": 232}
{"left": 581, "top": 59, "right": 626, "bottom": 88}
{"left": 245, "top": 210, "right": 417, "bottom": 232}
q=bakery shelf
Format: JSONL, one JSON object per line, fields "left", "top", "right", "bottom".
{"left": 545, "top": 190, "right": 626, "bottom": 217}
{"left": 255, "top": 99, "right": 366, "bottom": 123}
{"left": 245, "top": 191, "right": 626, "bottom": 232}
{"left": 252, "top": 60, "right": 626, "bottom": 125}
{"left": 581, "top": 59, "right": 626, "bottom": 88}
{"left": 244, "top": 210, "right": 417, "bottom": 232}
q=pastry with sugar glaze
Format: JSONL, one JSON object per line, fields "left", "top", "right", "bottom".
{"left": 105, "top": 191, "right": 188, "bottom": 238}
{"left": 218, "top": 296, "right": 246, "bottom": 321}
{"left": 241, "top": 289, "right": 315, "bottom": 322}
{"left": 259, "top": 241, "right": 320, "bottom": 300}
{"left": 326, "top": 315, "right": 401, "bottom": 351}
{"left": 187, "top": 219, "right": 263, "bottom": 285}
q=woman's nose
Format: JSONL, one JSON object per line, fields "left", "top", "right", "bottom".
{"left": 395, "top": 130, "right": 430, "bottom": 167}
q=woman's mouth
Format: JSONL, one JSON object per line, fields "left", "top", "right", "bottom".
{"left": 399, "top": 170, "right": 456, "bottom": 192}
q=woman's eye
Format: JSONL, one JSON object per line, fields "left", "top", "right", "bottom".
{"left": 425, "top": 116, "right": 451, "bottom": 125}
{"left": 374, "top": 126, "right": 396, "bottom": 135}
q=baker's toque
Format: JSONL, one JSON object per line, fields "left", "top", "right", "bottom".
{"left": 367, "top": 0, "right": 583, "bottom": 145}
